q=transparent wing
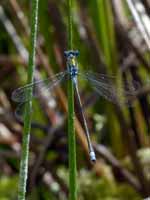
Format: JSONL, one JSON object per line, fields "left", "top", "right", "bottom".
{"left": 80, "top": 71, "right": 116, "bottom": 83}
{"left": 12, "top": 71, "right": 67, "bottom": 103}
{"left": 14, "top": 102, "right": 29, "bottom": 120}
{"left": 79, "top": 71, "right": 139, "bottom": 106}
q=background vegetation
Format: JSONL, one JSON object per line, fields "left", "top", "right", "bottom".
{"left": 0, "top": 0, "right": 150, "bottom": 199}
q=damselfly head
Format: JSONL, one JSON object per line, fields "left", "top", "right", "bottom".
{"left": 64, "top": 50, "right": 79, "bottom": 59}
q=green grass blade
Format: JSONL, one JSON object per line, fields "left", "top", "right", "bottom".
{"left": 17, "top": 0, "right": 39, "bottom": 199}
{"left": 68, "top": 78, "right": 77, "bottom": 200}
{"left": 67, "top": 0, "right": 73, "bottom": 50}
{"left": 67, "top": 0, "right": 77, "bottom": 200}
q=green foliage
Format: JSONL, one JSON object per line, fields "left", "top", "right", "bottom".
{"left": 0, "top": 176, "right": 18, "bottom": 200}
{"left": 57, "top": 167, "right": 142, "bottom": 200}
{"left": 0, "top": 170, "right": 142, "bottom": 200}
{"left": 78, "top": 171, "right": 141, "bottom": 200}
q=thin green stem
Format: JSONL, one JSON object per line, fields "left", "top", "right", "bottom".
{"left": 17, "top": 0, "right": 39, "bottom": 199}
{"left": 67, "top": 0, "right": 73, "bottom": 50}
{"left": 67, "top": 0, "right": 77, "bottom": 200}
{"left": 68, "top": 79, "right": 77, "bottom": 200}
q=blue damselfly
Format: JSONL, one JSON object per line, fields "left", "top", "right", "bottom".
{"left": 12, "top": 50, "right": 138, "bottom": 162}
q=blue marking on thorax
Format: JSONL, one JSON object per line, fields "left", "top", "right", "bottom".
{"left": 68, "top": 65, "right": 78, "bottom": 79}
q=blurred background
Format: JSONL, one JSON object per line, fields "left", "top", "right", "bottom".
{"left": 0, "top": 0, "right": 150, "bottom": 199}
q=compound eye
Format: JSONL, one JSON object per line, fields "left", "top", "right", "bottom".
{"left": 64, "top": 51, "right": 68, "bottom": 57}
{"left": 74, "top": 50, "right": 79, "bottom": 56}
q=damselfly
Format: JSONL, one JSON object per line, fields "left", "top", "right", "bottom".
{"left": 12, "top": 50, "right": 138, "bottom": 162}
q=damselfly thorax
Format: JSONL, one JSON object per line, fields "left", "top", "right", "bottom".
{"left": 65, "top": 50, "right": 79, "bottom": 84}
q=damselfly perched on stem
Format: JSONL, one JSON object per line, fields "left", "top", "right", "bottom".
{"left": 12, "top": 50, "right": 139, "bottom": 162}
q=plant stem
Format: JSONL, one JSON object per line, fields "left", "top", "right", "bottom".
{"left": 68, "top": 0, "right": 73, "bottom": 50}
{"left": 17, "top": 0, "right": 39, "bottom": 199}
{"left": 67, "top": 0, "right": 77, "bottom": 200}
{"left": 68, "top": 79, "right": 77, "bottom": 200}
